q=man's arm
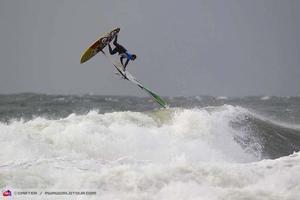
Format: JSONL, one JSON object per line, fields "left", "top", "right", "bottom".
{"left": 108, "top": 43, "right": 117, "bottom": 55}
{"left": 113, "top": 35, "right": 118, "bottom": 46}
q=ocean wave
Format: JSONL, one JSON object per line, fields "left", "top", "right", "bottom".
{"left": 2, "top": 105, "right": 300, "bottom": 165}
{"left": 1, "top": 105, "right": 300, "bottom": 199}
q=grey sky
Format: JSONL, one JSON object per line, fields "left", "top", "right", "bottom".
{"left": 0, "top": 0, "right": 299, "bottom": 97}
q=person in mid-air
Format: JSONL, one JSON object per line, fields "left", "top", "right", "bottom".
{"left": 108, "top": 35, "right": 137, "bottom": 71}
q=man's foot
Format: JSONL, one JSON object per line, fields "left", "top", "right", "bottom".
{"left": 115, "top": 72, "right": 125, "bottom": 79}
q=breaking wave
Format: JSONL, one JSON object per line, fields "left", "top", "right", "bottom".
{"left": 1, "top": 105, "right": 300, "bottom": 199}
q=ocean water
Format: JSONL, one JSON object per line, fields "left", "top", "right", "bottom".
{"left": 1, "top": 93, "right": 300, "bottom": 199}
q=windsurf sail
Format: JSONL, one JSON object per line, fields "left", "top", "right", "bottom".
{"left": 80, "top": 28, "right": 120, "bottom": 64}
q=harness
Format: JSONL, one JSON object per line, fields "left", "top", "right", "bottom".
{"left": 121, "top": 51, "right": 134, "bottom": 60}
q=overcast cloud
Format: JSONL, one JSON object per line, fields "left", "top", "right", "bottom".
{"left": 0, "top": 0, "right": 299, "bottom": 97}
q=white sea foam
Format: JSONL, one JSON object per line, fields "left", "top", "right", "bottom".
{"left": 0, "top": 106, "right": 299, "bottom": 199}
{"left": 216, "top": 96, "right": 228, "bottom": 100}
{"left": 261, "top": 96, "right": 271, "bottom": 100}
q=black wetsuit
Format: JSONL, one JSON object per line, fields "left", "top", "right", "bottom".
{"left": 108, "top": 35, "right": 133, "bottom": 70}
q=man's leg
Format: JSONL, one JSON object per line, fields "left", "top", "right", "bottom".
{"left": 120, "top": 54, "right": 127, "bottom": 70}
{"left": 120, "top": 56, "right": 124, "bottom": 68}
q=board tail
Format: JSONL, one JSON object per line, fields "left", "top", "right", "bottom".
{"left": 141, "top": 86, "right": 168, "bottom": 108}
{"left": 102, "top": 51, "right": 168, "bottom": 108}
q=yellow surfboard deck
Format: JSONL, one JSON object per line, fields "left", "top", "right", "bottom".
{"left": 80, "top": 28, "right": 120, "bottom": 64}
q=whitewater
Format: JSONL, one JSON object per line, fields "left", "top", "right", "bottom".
{"left": 0, "top": 94, "right": 300, "bottom": 199}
